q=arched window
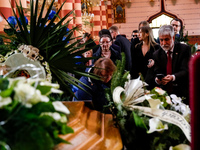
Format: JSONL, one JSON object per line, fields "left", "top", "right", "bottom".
{"left": 149, "top": 14, "right": 173, "bottom": 39}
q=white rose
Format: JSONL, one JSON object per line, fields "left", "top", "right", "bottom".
{"left": 41, "top": 112, "right": 61, "bottom": 121}
{"left": 155, "top": 87, "right": 166, "bottom": 95}
{"left": 166, "top": 96, "right": 172, "bottom": 104}
{"left": 0, "top": 97, "right": 12, "bottom": 108}
{"left": 14, "top": 83, "right": 49, "bottom": 107}
{"left": 40, "top": 112, "right": 67, "bottom": 123}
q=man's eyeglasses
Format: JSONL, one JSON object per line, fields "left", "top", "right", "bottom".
{"left": 132, "top": 35, "right": 138, "bottom": 38}
{"left": 99, "top": 41, "right": 111, "bottom": 45}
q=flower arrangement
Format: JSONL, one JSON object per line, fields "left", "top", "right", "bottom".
{"left": 0, "top": 77, "right": 73, "bottom": 150}
{"left": 0, "top": 0, "right": 96, "bottom": 96}
{"left": 105, "top": 53, "right": 191, "bottom": 150}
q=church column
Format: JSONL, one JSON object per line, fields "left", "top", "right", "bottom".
{"left": 0, "top": 0, "right": 13, "bottom": 32}
{"left": 92, "top": 6, "right": 101, "bottom": 42}
{"left": 106, "top": 0, "right": 112, "bottom": 28}
{"left": 100, "top": 1, "right": 106, "bottom": 29}
{"left": 73, "top": 0, "right": 82, "bottom": 37}
{"left": 15, "top": 0, "right": 27, "bottom": 8}
{"left": 59, "top": 0, "right": 73, "bottom": 29}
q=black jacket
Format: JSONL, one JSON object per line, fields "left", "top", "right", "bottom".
{"left": 131, "top": 42, "right": 160, "bottom": 79}
{"left": 149, "top": 42, "right": 191, "bottom": 102}
{"left": 92, "top": 46, "right": 121, "bottom": 65}
{"left": 114, "top": 35, "right": 132, "bottom": 71}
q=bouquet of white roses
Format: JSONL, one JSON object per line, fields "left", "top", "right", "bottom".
{"left": 0, "top": 77, "right": 73, "bottom": 150}
{"left": 105, "top": 53, "right": 190, "bottom": 150}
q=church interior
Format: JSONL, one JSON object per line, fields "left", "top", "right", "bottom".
{"left": 0, "top": 0, "right": 200, "bottom": 150}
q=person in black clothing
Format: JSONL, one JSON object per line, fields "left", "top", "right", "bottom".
{"left": 170, "top": 18, "right": 183, "bottom": 42}
{"left": 151, "top": 25, "right": 191, "bottom": 104}
{"left": 109, "top": 26, "right": 132, "bottom": 71}
{"left": 131, "top": 26, "right": 160, "bottom": 83}
{"left": 131, "top": 30, "right": 139, "bottom": 43}
{"left": 93, "top": 29, "right": 121, "bottom": 65}
{"left": 74, "top": 57, "right": 116, "bottom": 112}
{"left": 157, "top": 18, "right": 183, "bottom": 43}
{"left": 97, "top": 29, "right": 121, "bottom": 54}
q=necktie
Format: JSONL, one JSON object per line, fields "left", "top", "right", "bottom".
{"left": 166, "top": 50, "right": 173, "bottom": 94}
{"left": 166, "top": 51, "right": 172, "bottom": 75}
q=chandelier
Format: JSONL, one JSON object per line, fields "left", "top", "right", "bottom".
{"left": 38, "top": 0, "right": 58, "bottom": 9}
{"left": 81, "top": 1, "right": 94, "bottom": 33}
{"left": 81, "top": 1, "right": 94, "bottom": 21}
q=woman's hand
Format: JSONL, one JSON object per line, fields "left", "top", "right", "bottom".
{"left": 147, "top": 59, "right": 154, "bottom": 68}
{"left": 101, "top": 51, "right": 111, "bottom": 58}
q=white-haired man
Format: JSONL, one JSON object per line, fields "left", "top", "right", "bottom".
{"left": 150, "top": 25, "right": 191, "bottom": 104}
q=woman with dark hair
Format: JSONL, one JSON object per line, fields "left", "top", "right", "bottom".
{"left": 131, "top": 26, "right": 160, "bottom": 81}
{"left": 93, "top": 29, "right": 121, "bottom": 65}
{"left": 74, "top": 57, "right": 116, "bottom": 112}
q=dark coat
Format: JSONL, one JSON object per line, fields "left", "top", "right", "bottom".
{"left": 131, "top": 42, "right": 160, "bottom": 79}
{"left": 92, "top": 46, "right": 121, "bottom": 65}
{"left": 114, "top": 35, "right": 132, "bottom": 71}
{"left": 150, "top": 42, "right": 191, "bottom": 102}
{"left": 74, "top": 68, "right": 110, "bottom": 112}
{"left": 93, "top": 44, "right": 121, "bottom": 55}
{"left": 131, "top": 37, "right": 140, "bottom": 49}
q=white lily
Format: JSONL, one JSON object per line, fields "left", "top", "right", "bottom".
{"left": 113, "top": 77, "right": 149, "bottom": 106}
{"left": 169, "top": 144, "right": 190, "bottom": 150}
{"left": 52, "top": 101, "right": 70, "bottom": 114}
{"left": 147, "top": 98, "right": 162, "bottom": 109}
{"left": 147, "top": 117, "right": 168, "bottom": 133}
{"left": 124, "top": 77, "right": 148, "bottom": 102}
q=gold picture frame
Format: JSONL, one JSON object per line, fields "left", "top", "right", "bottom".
{"left": 113, "top": 0, "right": 126, "bottom": 23}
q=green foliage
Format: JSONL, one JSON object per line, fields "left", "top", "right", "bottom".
{"left": 150, "top": 88, "right": 170, "bottom": 108}
{"left": 191, "top": 43, "right": 198, "bottom": 54}
{"left": 104, "top": 53, "right": 190, "bottom": 149}
{"left": 110, "top": 52, "right": 129, "bottom": 94}
{"left": 132, "top": 111, "right": 147, "bottom": 130}
{"left": 0, "top": 0, "right": 97, "bottom": 97}
{"left": 0, "top": 78, "right": 73, "bottom": 150}
{"left": 178, "top": 27, "right": 198, "bottom": 54}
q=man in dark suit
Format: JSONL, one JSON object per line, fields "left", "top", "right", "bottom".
{"left": 109, "top": 26, "right": 132, "bottom": 71}
{"left": 151, "top": 25, "right": 191, "bottom": 104}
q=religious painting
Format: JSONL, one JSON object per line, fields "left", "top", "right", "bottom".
{"left": 113, "top": 0, "right": 125, "bottom": 23}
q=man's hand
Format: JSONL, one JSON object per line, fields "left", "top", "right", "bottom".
{"left": 156, "top": 75, "right": 173, "bottom": 85}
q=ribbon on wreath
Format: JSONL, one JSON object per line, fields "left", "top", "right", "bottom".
{"left": 112, "top": 77, "right": 191, "bottom": 142}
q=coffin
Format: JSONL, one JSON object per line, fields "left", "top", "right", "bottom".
{"left": 55, "top": 101, "right": 123, "bottom": 150}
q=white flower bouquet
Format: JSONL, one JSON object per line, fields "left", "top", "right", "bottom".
{"left": 105, "top": 53, "right": 190, "bottom": 150}
{"left": 0, "top": 77, "right": 73, "bottom": 150}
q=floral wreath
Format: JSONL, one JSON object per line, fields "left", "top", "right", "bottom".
{"left": 0, "top": 44, "right": 52, "bottom": 82}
